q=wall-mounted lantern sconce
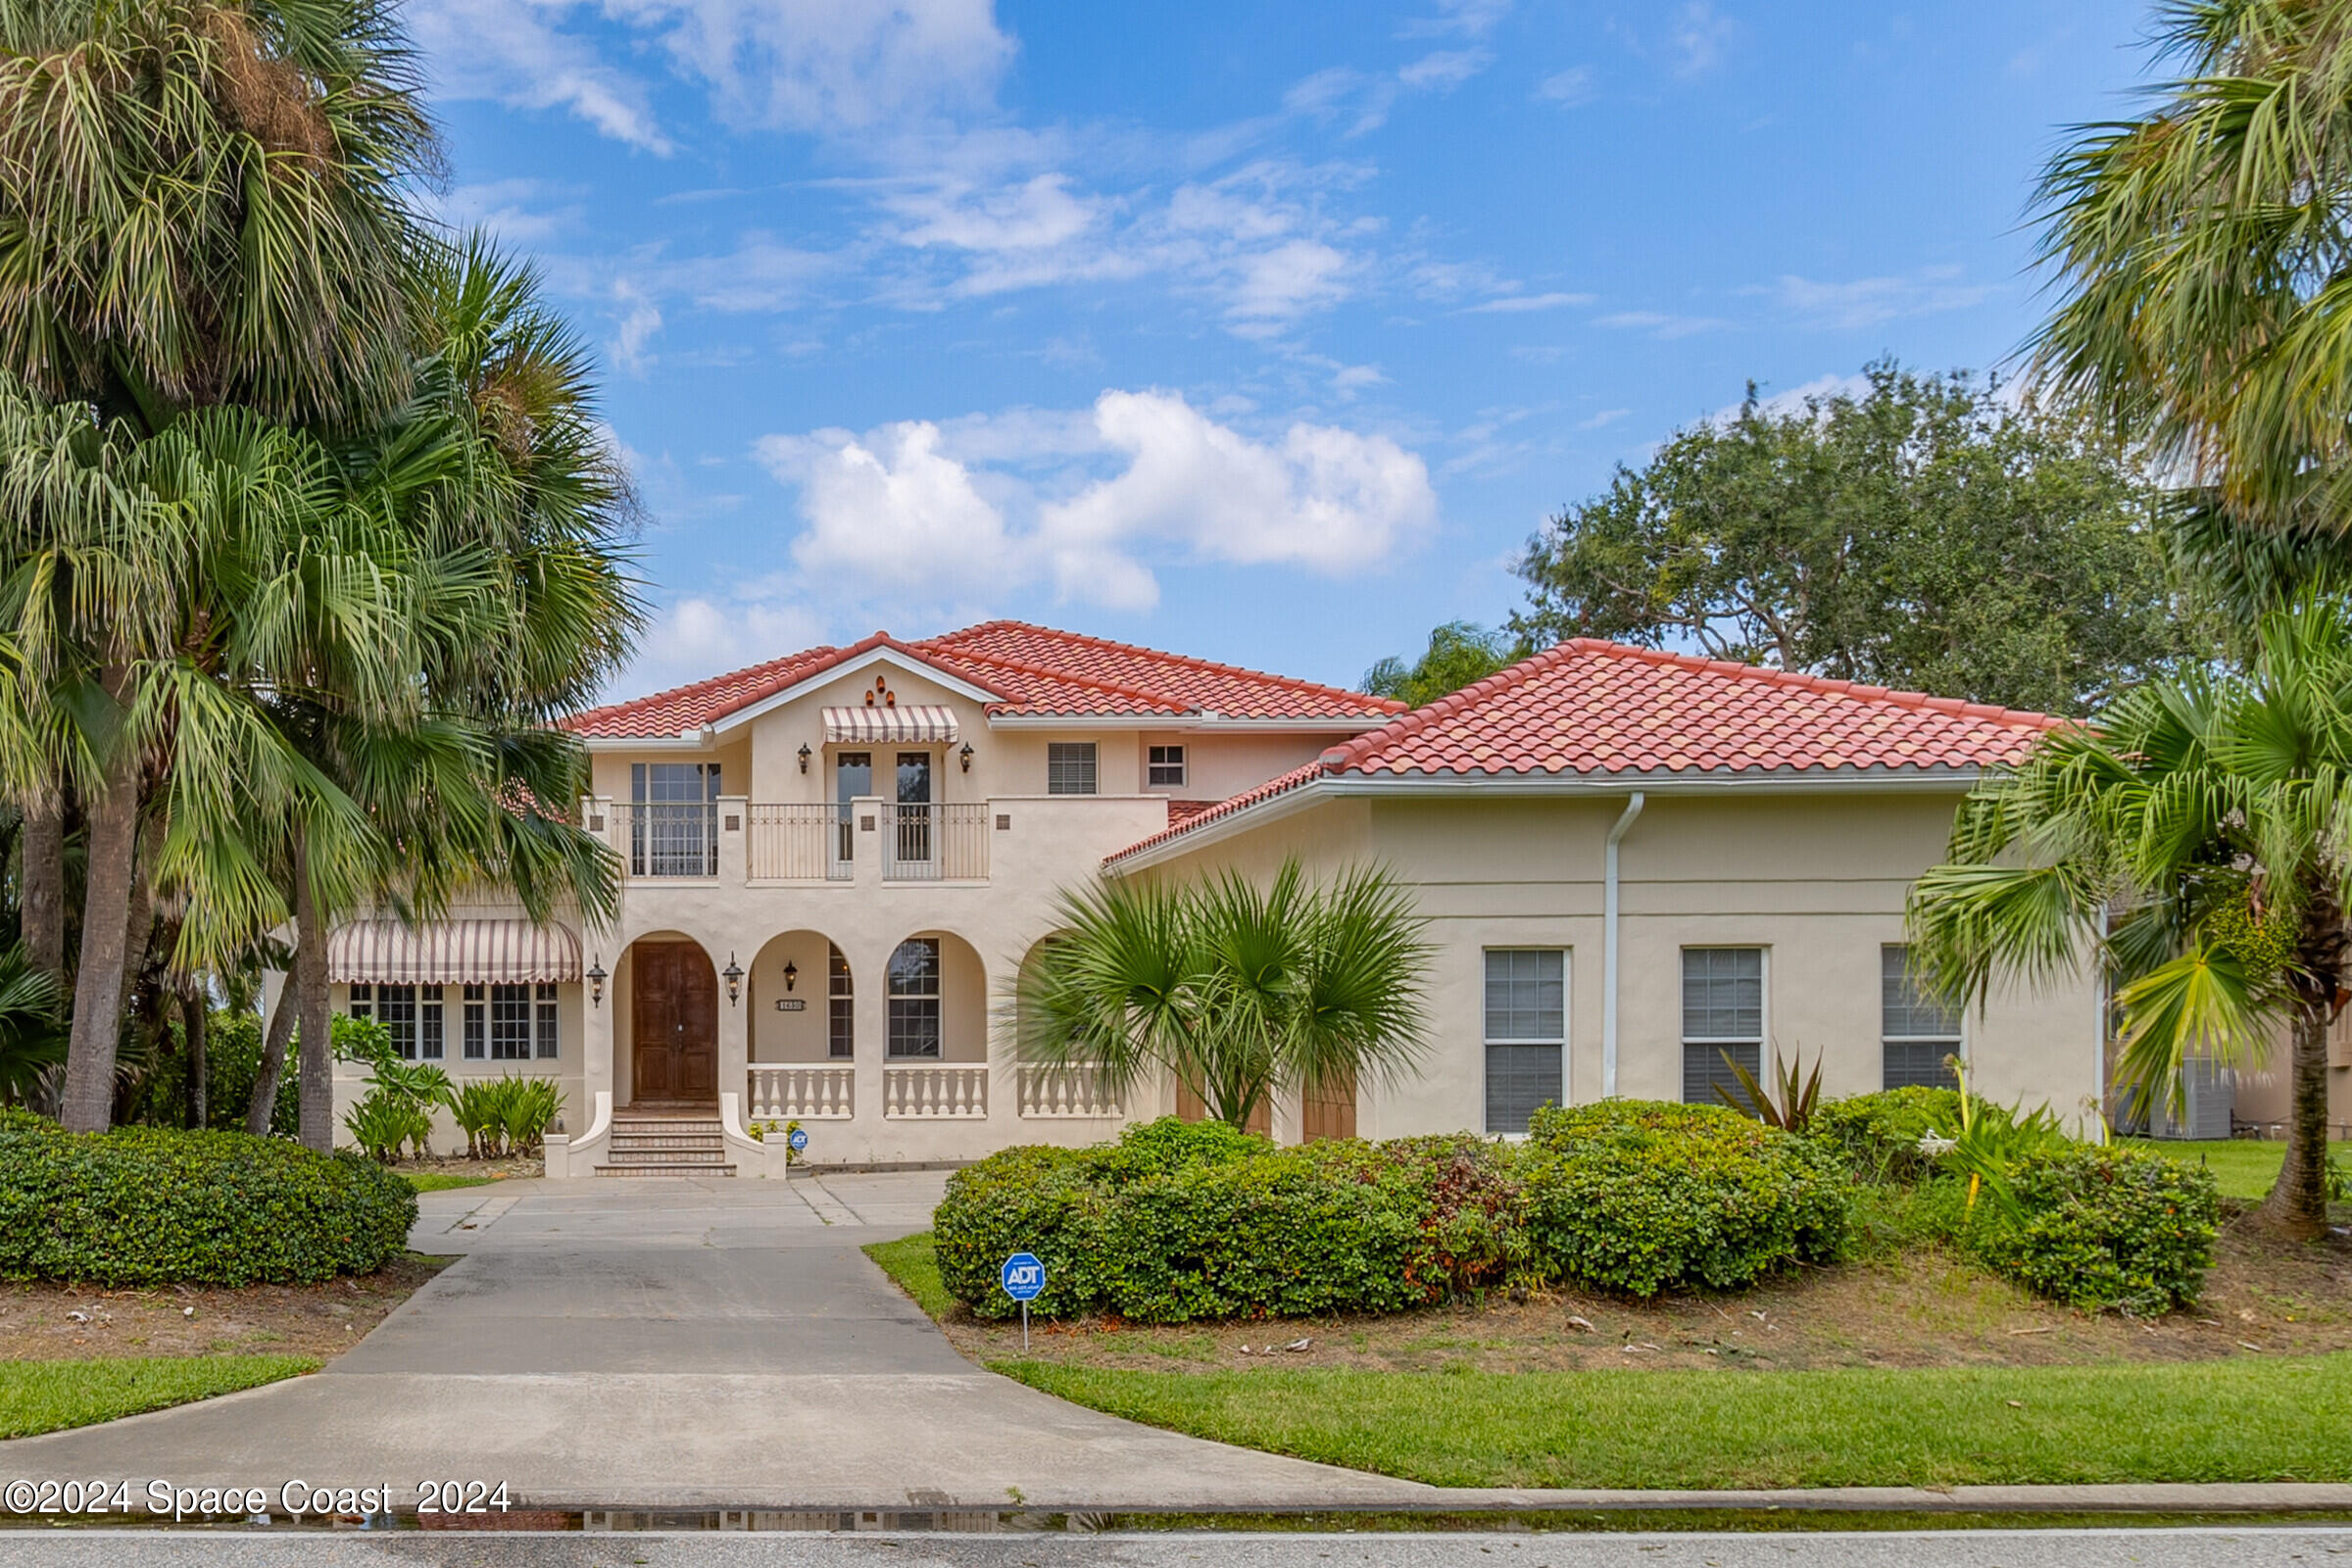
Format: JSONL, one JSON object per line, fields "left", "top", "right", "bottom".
{"left": 782, "top": 958, "right": 799, "bottom": 993}
{"left": 959, "top": 742, "right": 974, "bottom": 773}
{"left": 798, "top": 743, "right": 811, "bottom": 774}
{"left": 586, "top": 958, "right": 607, "bottom": 1009}
{"left": 722, "top": 953, "right": 744, "bottom": 1006}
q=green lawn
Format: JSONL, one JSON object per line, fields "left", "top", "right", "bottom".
{"left": 997, "top": 1357, "right": 2352, "bottom": 1490}
{"left": 863, "top": 1233, "right": 956, "bottom": 1319}
{"left": 2124, "top": 1137, "right": 2345, "bottom": 1200}
{"left": 0, "top": 1355, "right": 318, "bottom": 1440}
{"left": 401, "top": 1172, "right": 496, "bottom": 1193}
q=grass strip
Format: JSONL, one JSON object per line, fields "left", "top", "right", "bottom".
{"left": 401, "top": 1172, "right": 497, "bottom": 1193}
{"left": 2122, "top": 1137, "right": 2348, "bottom": 1201}
{"left": 992, "top": 1356, "right": 2352, "bottom": 1491}
{"left": 0, "top": 1355, "right": 318, "bottom": 1440}
{"left": 864, "top": 1233, "right": 956, "bottom": 1319}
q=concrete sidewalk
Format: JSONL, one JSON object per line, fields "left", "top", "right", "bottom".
{"left": 0, "top": 1172, "right": 1435, "bottom": 1510}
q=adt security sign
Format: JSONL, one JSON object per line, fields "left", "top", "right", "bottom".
{"left": 787, "top": 1127, "right": 808, "bottom": 1152}
{"left": 1001, "top": 1252, "right": 1046, "bottom": 1300}
{"left": 1002, "top": 1251, "right": 1045, "bottom": 1348}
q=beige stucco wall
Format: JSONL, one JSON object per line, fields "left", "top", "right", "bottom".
{"left": 325, "top": 978, "right": 587, "bottom": 1157}
{"left": 1139, "top": 785, "right": 2106, "bottom": 1140}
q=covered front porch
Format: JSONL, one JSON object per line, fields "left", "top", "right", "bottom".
{"left": 549, "top": 923, "right": 1158, "bottom": 1174}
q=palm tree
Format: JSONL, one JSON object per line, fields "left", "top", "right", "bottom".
{"left": 1017, "top": 858, "right": 1432, "bottom": 1131}
{"left": 2031, "top": 0, "right": 2352, "bottom": 553}
{"left": 1907, "top": 599, "right": 2352, "bottom": 1238}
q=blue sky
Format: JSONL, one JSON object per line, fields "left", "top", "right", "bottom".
{"left": 415, "top": 0, "right": 2157, "bottom": 700}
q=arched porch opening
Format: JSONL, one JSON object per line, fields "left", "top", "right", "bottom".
{"left": 616, "top": 932, "right": 718, "bottom": 1107}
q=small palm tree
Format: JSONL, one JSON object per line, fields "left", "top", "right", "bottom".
{"left": 1907, "top": 599, "right": 2352, "bottom": 1237}
{"left": 1017, "top": 858, "right": 1432, "bottom": 1131}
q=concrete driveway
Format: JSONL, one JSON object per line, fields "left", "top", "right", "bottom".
{"left": 0, "top": 1172, "right": 1435, "bottom": 1511}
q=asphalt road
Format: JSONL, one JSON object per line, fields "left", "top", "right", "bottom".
{"left": 0, "top": 1527, "right": 2347, "bottom": 1568}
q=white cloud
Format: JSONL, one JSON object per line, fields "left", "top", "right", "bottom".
{"left": 619, "top": 592, "right": 827, "bottom": 701}
{"left": 887, "top": 173, "right": 1103, "bottom": 252}
{"left": 1757, "top": 269, "right": 1990, "bottom": 329}
{"left": 1331, "top": 364, "right": 1389, "bottom": 397}
{"left": 1669, "top": 3, "right": 1738, "bottom": 79}
{"left": 413, "top": 0, "right": 1013, "bottom": 150}
{"left": 1398, "top": 0, "right": 1513, "bottom": 39}
{"left": 408, "top": 1, "right": 672, "bottom": 152}
{"left": 1706, "top": 371, "right": 1872, "bottom": 426}
{"left": 611, "top": 282, "right": 663, "bottom": 375}
{"left": 438, "top": 178, "right": 582, "bottom": 244}
{"left": 1593, "top": 310, "right": 1728, "bottom": 339}
{"left": 749, "top": 391, "right": 1439, "bottom": 618}
{"left": 1464, "top": 290, "right": 1594, "bottom": 314}
{"left": 1578, "top": 408, "right": 1631, "bottom": 430}
{"left": 1537, "top": 66, "right": 1594, "bottom": 106}
{"left": 1398, "top": 50, "right": 1491, "bottom": 90}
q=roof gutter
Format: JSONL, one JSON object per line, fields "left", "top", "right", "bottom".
{"left": 1601, "top": 791, "right": 1645, "bottom": 1101}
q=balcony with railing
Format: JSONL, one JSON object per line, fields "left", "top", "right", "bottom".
{"left": 878, "top": 803, "right": 990, "bottom": 881}
{"left": 608, "top": 802, "right": 719, "bottom": 878}
{"left": 747, "top": 804, "right": 852, "bottom": 881}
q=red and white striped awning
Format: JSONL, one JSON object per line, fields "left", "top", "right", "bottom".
{"left": 325, "top": 920, "right": 583, "bottom": 985}
{"left": 822, "top": 704, "right": 959, "bottom": 745}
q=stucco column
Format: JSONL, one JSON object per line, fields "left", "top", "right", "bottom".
{"left": 581, "top": 926, "right": 616, "bottom": 1112}
{"left": 853, "top": 939, "right": 891, "bottom": 1148}
{"left": 716, "top": 933, "right": 750, "bottom": 1104}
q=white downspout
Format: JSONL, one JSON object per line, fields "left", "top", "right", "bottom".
{"left": 1601, "top": 791, "right": 1645, "bottom": 1101}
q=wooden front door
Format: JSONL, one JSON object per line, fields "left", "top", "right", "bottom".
{"left": 631, "top": 942, "right": 717, "bottom": 1102}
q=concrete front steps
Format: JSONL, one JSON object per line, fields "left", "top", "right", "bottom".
{"left": 594, "top": 1111, "right": 736, "bottom": 1177}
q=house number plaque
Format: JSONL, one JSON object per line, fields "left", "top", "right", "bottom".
{"left": 774, "top": 999, "right": 807, "bottom": 1012}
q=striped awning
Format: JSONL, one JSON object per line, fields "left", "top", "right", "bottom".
{"left": 326, "top": 920, "right": 583, "bottom": 985}
{"left": 822, "top": 704, "right": 959, "bottom": 745}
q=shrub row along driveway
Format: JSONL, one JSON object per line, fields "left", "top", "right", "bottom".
{"left": 0, "top": 1173, "right": 1431, "bottom": 1511}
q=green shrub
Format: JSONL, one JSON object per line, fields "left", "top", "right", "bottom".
{"left": 934, "top": 1144, "right": 1111, "bottom": 1319}
{"left": 1971, "top": 1146, "right": 2220, "bottom": 1313}
{"left": 1808, "top": 1087, "right": 1964, "bottom": 1183}
{"left": 342, "top": 1088, "right": 435, "bottom": 1162}
{"left": 447, "top": 1075, "right": 564, "bottom": 1158}
{"left": 0, "top": 1109, "right": 417, "bottom": 1285}
{"left": 1521, "top": 1101, "right": 1851, "bottom": 1296}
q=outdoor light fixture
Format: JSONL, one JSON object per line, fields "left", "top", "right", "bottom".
{"left": 798, "top": 743, "right": 811, "bottom": 773}
{"left": 782, "top": 959, "right": 799, "bottom": 993}
{"left": 959, "top": 742, "right": 974, "bottom": 772}
{"left": 586, "top": 958, "right": 607, "bottom": 1009}
{"left": 723, "top": 953, "right": 744, "bottom": 1005}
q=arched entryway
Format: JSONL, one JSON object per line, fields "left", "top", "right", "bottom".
{"left": 624, "top": 935, "right": 718, "bottom": 1105}
{"left": 746, "top": 929, "right": 853, "bottom": 1063}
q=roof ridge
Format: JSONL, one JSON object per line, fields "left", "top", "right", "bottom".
{"left": 1321, "top": 642, "right": 1590, "bottom": 771}
{"left": 924, "top": 642, "right": 1196, "bottom": 713}
{"left": 569, "top": 643, "right": 842, "bottom": 729}
{"left": 926, "top": 617, "right": 1409, "bottom": 713}
{"left": 1559, "top": 639, "right": 2063, "bottom": 731}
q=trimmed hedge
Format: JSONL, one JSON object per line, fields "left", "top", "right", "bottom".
{"left": 1807, "top": 1087, "right": 1963, "bottom": 1184}
{"left": 0, "top": 1109, "right": 417, "bottom": 1286}
{"left": 934, "top": 1108, "right": 1851, "bottom": 1321}
{"left": 1972, "top": 1146, "right": 2221, "bottom": 1314}
{"left": 1523, "top": 1101, "right": 1850, "bottom": 1296}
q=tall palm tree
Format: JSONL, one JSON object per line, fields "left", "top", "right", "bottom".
{"left": 1907, "top": 598, "right": 2352, "bottom": 1238}
{"left": 0, "top": 0, "right": 441, "bottom": 1130}
{"left": 2032, "top": 0, "right": 2352, "bottom": 550}
{"left": 1018, "top": 858, "right": 1432, "bottom": 1131}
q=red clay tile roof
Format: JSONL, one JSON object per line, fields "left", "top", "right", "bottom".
{"left": 1105, "top": 640, "right": 2064, "bottom": 865}
{"left": 564, "top": 620, "right": 1402, "bottom": 738}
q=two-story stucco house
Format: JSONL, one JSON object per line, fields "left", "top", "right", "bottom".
{"left": 322, "top": 623, "right": 2113, "bottom": 1176}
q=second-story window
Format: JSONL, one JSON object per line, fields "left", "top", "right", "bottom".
{"left": 1148, "top": 745, "right": 1187, "bottom": 787}
{"left": 631, "top": 761, "right": 719, "bottom": 876}
{"left": 1048, "top": 742, "right": 1098, "bottom": 795}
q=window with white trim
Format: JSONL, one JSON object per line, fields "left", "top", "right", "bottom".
{"left": 1148, "top": 744, "right": 1186, "bottom": 787}
{"left": 377, "top": 984, "right": 418, "bottom": 1060}
{"left": 1047, "top": 742, "right": 1098, "bottom": 795}
{"left": 348, "top": 983, "right": 372, "bottom": 1021}
{"left": 419, "top": 986, "right": 445, "bottom": 1060}
{"left": 1682, "top": 948, "right": 1764, "bottom": 1105}
{"left": 1484, "top": 949, "right": 1565, "bottom": 1135}
{"left": 1881, "top": 945, "right": 1960, "bottom": 1090}
{"left": 462, "top": 984, "right": 486, "bottom": 1060}
{"left": 828, "top": 943, "right": 855, "bottom": 1059}
{"left": 534, "top": 982, "right": 561, "bottom": 1060}
{"left": 490, "top": 984, "right": 533, "bottom": 1061}
{"left": 887, "top": 938, "right": 942, "bottom": 1058}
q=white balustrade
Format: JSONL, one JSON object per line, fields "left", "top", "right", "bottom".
{"left": 1016, "top": 1063, "right": 1124, "bottom": 1119}
{"left": 883, "top": 1062, "right": 989, "bottom": 1119}
{"left": 747, "top": 1063, "right": 855, "bottom": 1121}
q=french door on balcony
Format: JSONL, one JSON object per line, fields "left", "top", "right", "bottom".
{"left": 894, "top": 752, "right": 933, "bottom": 866}
{"left": 835, "top": 752, "right": 870, "bottom": 866}
{"left": 631, "top": 761, "right": 719, "bottom": 877}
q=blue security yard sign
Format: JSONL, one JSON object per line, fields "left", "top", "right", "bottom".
{"left": 1002, "top": 1251, "right": 1045, "bottom": 1348}
{"left": 787, "top": 1127, "right": 808, "bottom": 1152}
{"left": 1001, "top": 1252, "right": 1046, "bottom": 1300}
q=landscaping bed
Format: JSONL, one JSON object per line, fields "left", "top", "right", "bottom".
{"left": 0, "top": 1254, "right": 450, "bottom": 1363}
{"left": 393, "top": 1155, "right": 541, "bottom": 1193}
